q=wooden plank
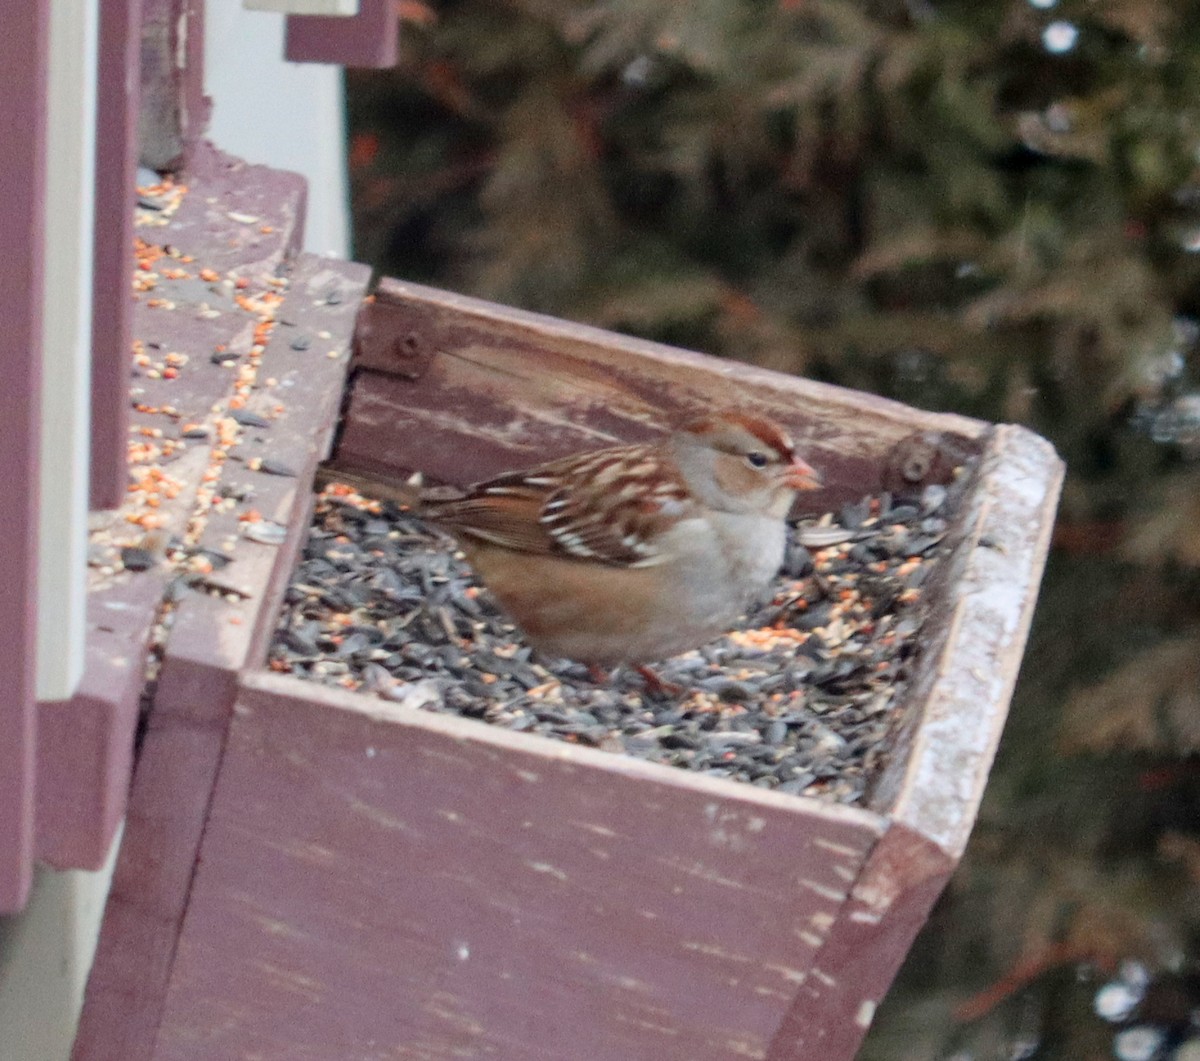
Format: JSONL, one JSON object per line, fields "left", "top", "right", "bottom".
{"left": 762, "top": 424, "right": 1064, "bottom": 1057}
{"left": 36, "top": 575, "right": 162, "bottom": 869}
{"left": 71, "top": 254, "right": 368, "bottom": 1061}
{"left": 38, "top": 149, "right": 309, "bottom": 870}
{"left": 767, "top": 823, "right": 954, "bottom": 1060}
{"left": 157, "top": 254, "right": 369, "bottom": 687}
{"left": 0, "top": 0, "right": 50, "bottom": 914}
{"left": 870, "top": 424, "right": 1064, "bottom": 855}
{"left": 152, "top": 673, "right": 884, "bottom": 1061}
{"left": 285, "top": 0, "right": 397, "bottom": 67}
{"left": 69, "top": 714, "right": 234, "bottom": 1061}
{"left": 339, "top": 278, "right": 986, "bottom": 509}
{"left": 90, "top": 0, "right": 144, "bottom": 510}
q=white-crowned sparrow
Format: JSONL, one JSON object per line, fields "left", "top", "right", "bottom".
{"left": 412, "top": 411, "right": 822, "bottom": 666}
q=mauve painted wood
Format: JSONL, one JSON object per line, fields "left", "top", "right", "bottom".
{"left": 767, "top": 825, "right": 953, "bottom": 1060}
{"left": 71, "top": 254, "right": 367, "bottom": 1061}
{"left": 152, "top": 675, "right": 884, "bottom": 1061}
{"left": 284, "top": 0, "right": 398, "bottom": 67}
{"left": 89, "top": 0, "right": 144, "bottom": 510}
{"left": 38, "top": 152, "right": 309, "bottom": 870}
{"left": 868, "top": 425, "right": 1064, "bottom": 852}
{"left": 151, "top": 256, "right": 368, "bottom": 682}
{"left": 339, "top": 278, "right": 988, "bottom": 511}
{"left": 771, "top": 427, "right": 1063, "bottom": 1058}
{"left": 36, "top": 575, "right": 160, "bottom": 870}
{"left": 69, "top": 700, "right": 235, "bottom": 1061}
{"left": 0, "top": 0, "right": 49, "bottom": 914}
{"left": 72, "top": 258, "right": 1061, "bottom": 1056}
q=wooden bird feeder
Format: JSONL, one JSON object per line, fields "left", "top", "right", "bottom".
{"left": 73, "top": 222, "right": 1061, "bottom": 1058}
{"left": 7, "top": 1, "right": 1061, "bottom": 1056}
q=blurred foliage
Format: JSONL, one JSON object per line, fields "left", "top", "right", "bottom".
{"left": 346, "top": 1, "right": 1200, "bottom": 1056}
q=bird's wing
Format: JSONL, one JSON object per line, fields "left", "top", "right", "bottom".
{"left": 426, "top": 447, "right": 696, "bottom": 568}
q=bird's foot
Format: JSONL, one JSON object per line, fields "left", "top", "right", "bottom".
{"left": 636, "top": 665, "right": 683, "bottom": 698}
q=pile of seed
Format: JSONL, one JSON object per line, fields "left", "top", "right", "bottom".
{"left": 270, "top": 483, "right": 957, "bottom": 805}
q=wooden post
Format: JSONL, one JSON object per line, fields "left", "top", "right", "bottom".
{"left": 0, "top": 0, "right": 50, "bottom": 914}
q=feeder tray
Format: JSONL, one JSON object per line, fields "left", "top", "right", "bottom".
{"left": 72, "top": 188, "right": 1061, "bottom": 1061}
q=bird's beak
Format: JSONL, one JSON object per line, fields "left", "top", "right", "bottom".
{"left": 785, "top": 457, "right": 822, "bottom": 491}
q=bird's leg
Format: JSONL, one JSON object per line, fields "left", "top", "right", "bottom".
{"left": 588, "top": 663, "right": 610, "bottom": 684}
{"left": 636, "top": 665, "right": 683, "bottom": 697}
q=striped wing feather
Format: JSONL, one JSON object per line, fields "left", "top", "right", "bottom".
{"left": 425, "top": 446, "right": 694, "bottom": 568}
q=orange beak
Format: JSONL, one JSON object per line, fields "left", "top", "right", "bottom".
{"left": 785, "top": 456, "right": 822, "bottom": 491}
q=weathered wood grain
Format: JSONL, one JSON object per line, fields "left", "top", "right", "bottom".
{"left": 70, "top": 253, "right": 367, "bottom": 1061}
{"left": 75, "top": 263, "right": 1062, "bottom": 1060}
{"left": 760, "top": 424, "right": 1065, "bottom": 1060}
{"left": 156, "top": 255, "right": 369, "bottom": 687}
{"left": 767, "top": 824, "right": 954, "bottom": 1060}
{"left": 869, "top": 424, "right": 1064, "bottom": 854}
{"left": 142, "top": 424, "right": 1060, "bottom": 1061}
{"left": 38, "top": 150, "right": 310, "bottom": 871}
{"left": 70, "top": 718, "right": 231, "bottom": 1061}
{"left": 338, "top": 279, "right": 988, "bottom": 508}
{"left": 153, "top": 673, "right": 885, "bottom": 1061}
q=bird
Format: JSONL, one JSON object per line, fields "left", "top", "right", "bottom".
{"left": 397, "top": 411, "right": 822, "bottom": 674}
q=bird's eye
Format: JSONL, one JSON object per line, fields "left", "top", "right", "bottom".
{"left": 745, "top": 451, "right": 769, "bottom": 469}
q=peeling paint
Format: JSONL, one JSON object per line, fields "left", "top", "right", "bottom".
{"left": 799, "top": 877, "right": 848, "bottom": 902}
{"left": 346, "top": 797, "right": 418, "bottom": 836}
{"left": 525, "top": 860, "right": 568, "bottom": 881}
{"left": 668, "top": 859, "right": 750, "bottom": 889}
{"left": 424, "top": 993, "right": 486, "bottom": 1036}
{"left": 895, "top": 427, "right": 1063, "bottom": 854}
{"left": 849, "top": 908, "right": 884, "bottom": 925}
{"left": 708, "top": 827, "right": 749, "bottom": 851}
{"left": 570, "top": 820, "right": 618, "bottom": 838}
{"left": 252, "top": 916, "right": 309, "bottom": 942}
{"left": 810, "top": 968, "right": 838, "bottom": 988}
{"left": 252, "top": 959, "right": 324, "bottom": 1004}
{"left": 681, "top": 940, "right": 753, "bottom": 964}
{"left": 762, "top": 962, "right": 808, "bottom": 984}
{"left": 261, "top": 836, "right": 339, "bottom": 866}
{"left": 720, "top": 1035, "right": 768, "bottom": 1058}
{"left": 612, "top": 1012, "right": 681, "bottom": 1037}
{"left": 813, "top": 837, "right": 861, "bottom": 858}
